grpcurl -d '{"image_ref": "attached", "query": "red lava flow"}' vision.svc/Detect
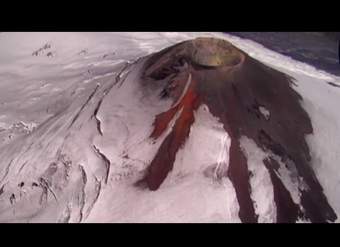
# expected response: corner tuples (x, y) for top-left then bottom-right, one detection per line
(138, 38), (337, 223)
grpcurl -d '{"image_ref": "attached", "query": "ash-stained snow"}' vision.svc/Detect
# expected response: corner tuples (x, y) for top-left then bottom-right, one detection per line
(239, 136), (310, 222)
(283, 70), (340, 221)
(239, 136), (276, 223)
(0, 32), (340, 222)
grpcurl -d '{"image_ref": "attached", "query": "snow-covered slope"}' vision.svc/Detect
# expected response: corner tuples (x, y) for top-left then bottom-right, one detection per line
(0, 32), (339, 223)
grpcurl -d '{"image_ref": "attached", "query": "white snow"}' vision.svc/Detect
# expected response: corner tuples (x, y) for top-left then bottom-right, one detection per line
(87, 104), (240, 223)
(281, 70), (340, 222)
(240, 136), (276, 223)
(259, 106), (270, 120)
(0, 32), (340, 222)
(172, 73), (192, 107)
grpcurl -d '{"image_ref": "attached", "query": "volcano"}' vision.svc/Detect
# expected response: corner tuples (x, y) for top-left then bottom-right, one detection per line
(0, 33), (339, 223)
(139, 38), (336, 223)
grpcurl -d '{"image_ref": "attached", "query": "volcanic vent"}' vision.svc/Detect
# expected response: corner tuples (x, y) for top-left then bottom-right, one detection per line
(139, 37), (337, 223)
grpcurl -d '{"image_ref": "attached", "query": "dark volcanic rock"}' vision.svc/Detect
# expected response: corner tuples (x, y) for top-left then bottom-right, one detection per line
(139, 37), (337, 223)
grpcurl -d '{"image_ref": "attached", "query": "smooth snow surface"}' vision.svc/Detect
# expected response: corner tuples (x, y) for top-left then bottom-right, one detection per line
(0, 32), (340, 222)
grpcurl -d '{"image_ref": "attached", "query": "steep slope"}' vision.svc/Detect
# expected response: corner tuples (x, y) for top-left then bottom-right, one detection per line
(0, 33), (339, 223)
(138, 38), (336, 223)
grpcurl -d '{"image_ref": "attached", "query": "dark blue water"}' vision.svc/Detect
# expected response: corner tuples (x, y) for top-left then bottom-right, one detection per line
(228, 32), (340, 76)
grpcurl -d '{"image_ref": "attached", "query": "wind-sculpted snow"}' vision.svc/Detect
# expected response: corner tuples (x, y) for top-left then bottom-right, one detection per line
(0, 39), (137, 221)
(0, 33), (339, 223)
